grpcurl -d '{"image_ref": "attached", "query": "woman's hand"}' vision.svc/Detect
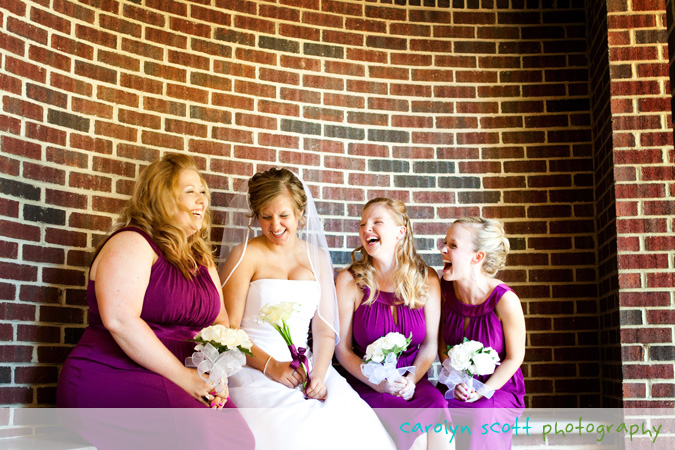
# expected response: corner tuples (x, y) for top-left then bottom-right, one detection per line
(210, 385), (229, 410)
(304, 374), (327, 400)
(397, 376), (416, 401)
(176, 367), (221, 407)
(374, 378), (406, 396)
(453, 382), (482, 402)
(266, 359), (307, 389)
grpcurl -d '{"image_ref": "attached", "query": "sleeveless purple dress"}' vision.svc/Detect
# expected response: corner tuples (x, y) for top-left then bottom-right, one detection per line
(57, 228), (254, 449)
(441, 280), (525, 450)
(347, 283), (450, 450)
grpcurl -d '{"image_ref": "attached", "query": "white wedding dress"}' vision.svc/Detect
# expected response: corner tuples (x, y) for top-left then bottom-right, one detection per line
(228, 279), (396, 450)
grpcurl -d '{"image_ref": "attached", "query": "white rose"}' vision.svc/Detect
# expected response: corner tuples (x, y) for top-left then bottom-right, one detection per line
(462, 340), (484, 354)
(371, 348), (385, 363)
(472, 352), (497, 376)
(387, 332), (407, 349)
(218, 329), (238, 348)
(484, 347), (500, 363)
(200, 325), (223, 342)
(449, 346), (471, 371)
(236, 329), (252, 350)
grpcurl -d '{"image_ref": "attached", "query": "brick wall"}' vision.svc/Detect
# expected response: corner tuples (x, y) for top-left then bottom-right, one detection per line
(606, 0), (675, 408)
(586, 0), (621, 407)
(0, 0), (669, 409)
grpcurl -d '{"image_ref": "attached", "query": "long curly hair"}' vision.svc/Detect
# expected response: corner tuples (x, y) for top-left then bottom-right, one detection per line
(107, 153), (214, 279)
(349, 198), (429, 309)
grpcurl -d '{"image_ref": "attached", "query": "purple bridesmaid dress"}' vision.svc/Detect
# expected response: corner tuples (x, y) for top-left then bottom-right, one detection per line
(441, 279), (525, 450)
(56, 227), (254, 449)
(347, 283), (450, 450)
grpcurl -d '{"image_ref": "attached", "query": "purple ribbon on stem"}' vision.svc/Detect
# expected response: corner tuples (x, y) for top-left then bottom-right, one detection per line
(288, 344), (311, 390)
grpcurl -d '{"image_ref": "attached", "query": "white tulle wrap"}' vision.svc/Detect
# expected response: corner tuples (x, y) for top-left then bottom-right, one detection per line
(360, 353), (416, 385)
(437, 358), (496, 399)
(186, 343), (246, 392)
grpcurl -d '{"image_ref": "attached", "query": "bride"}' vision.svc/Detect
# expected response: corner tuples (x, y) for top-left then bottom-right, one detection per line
(218, 168), (395, 449)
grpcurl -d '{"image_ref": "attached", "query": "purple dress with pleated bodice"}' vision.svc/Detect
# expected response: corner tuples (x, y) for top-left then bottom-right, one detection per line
(346, 283), (450, 450)
(441, 280), (525, 408)
(57, 227), (254, 449)
(440, 280), (525, 450)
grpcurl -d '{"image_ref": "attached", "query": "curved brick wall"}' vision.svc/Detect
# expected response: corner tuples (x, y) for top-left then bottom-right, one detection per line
(2, 0), (669, 409)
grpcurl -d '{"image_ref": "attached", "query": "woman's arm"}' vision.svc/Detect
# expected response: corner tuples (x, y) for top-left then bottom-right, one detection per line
(95, 231), (215, 406)
(219, 244), (304, 389)
(304, 250), (338, 399)
(485, 289), (526, 391)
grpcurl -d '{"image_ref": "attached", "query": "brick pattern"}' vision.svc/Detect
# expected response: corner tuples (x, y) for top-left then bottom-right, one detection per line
(610, 0), (675, 409)
(586, 0), (622, 408)
(0, 0), (667, 409)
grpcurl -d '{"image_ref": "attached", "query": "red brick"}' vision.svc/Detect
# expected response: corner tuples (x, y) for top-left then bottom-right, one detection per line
(19, 285), (62, 304)
(145, 27), (186, 48)
(348, 173), (390, 187)
(6, 56), (46, 83)
(278, 150), (320, 167)
(191, 5), (231, 26)
(617, 218), (667, 233)
(652, 384), (675, 398)
(1, 135), (42, 160)
(70, 135), (112, 155)
(72, 97), (114, 118)
(52, 34), (94, 59)
(141, 130), (184, 150)
(121, 37), (163, 60)
(622, 327), (672, 344)
(0, 198), (19, 218)
(69, 171), (112, 192)
(258, 134), (299, 149)
(69, 212), (113, 232)
(234, 15), (275, 34)
(235, 113), (277, 131)
(280, 23), (320, 41)
(99, 14), (142, 38)
(95, 121), (137, 142)
(213, 127), (254, 144)
(232, 145), (275, 162)
(7, 16), (47, 45)
(623, 364), (673, 380)
(144, 97), (187, 116)
(118, 109), (160, 129)
(54, 0), (96, 22)
(646, 273), (675, 288)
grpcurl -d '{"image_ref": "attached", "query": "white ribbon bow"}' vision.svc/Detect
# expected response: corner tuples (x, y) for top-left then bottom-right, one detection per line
(437, 358), (495, 399)
(360, 352), (416, 385)
(185, 343), (246, 392)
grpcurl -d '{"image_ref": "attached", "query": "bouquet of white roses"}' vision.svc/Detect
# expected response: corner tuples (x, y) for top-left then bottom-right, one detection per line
(360, 332), (416, 385)
(258, 302), (311, 395)
(185, 325), (253, 392)
(437, 337), (500, 399)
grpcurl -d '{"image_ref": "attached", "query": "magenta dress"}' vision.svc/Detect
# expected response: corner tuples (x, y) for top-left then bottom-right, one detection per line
(346, 283), (450, 450)
(57, 227), (254, 449)
(441, 280), (525, 450)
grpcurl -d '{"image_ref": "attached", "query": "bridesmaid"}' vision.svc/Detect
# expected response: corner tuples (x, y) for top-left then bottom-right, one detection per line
(335, 198), (451, 450)
(56, 153), (254, 449)
(438, 217), (526, 449)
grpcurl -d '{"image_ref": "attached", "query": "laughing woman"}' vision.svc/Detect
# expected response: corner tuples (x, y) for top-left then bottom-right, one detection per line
(335, 198), (451, 450)
(438, 217), (525, 450)
(57, 153), (254, 449)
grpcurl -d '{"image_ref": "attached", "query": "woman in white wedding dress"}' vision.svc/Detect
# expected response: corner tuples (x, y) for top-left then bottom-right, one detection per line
(219, 168), (395, 450)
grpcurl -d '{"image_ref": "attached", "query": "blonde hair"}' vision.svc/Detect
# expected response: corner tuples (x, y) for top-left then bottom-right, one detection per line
(453, 217), (510, 277)
(109, 153), (214, 279)
(248, 168), (307, 225)
(349, 198), (428, 308)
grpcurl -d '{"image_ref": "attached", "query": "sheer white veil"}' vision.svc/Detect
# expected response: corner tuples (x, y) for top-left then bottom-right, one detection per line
(218, 170), (340, 344)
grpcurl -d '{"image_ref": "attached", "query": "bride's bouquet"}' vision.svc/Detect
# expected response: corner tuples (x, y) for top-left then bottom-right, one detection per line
(185, 325), (253, 393)
(437, 337), (500, 399)
(360, 332), (415, 385)
(258, 302), (311, 395)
